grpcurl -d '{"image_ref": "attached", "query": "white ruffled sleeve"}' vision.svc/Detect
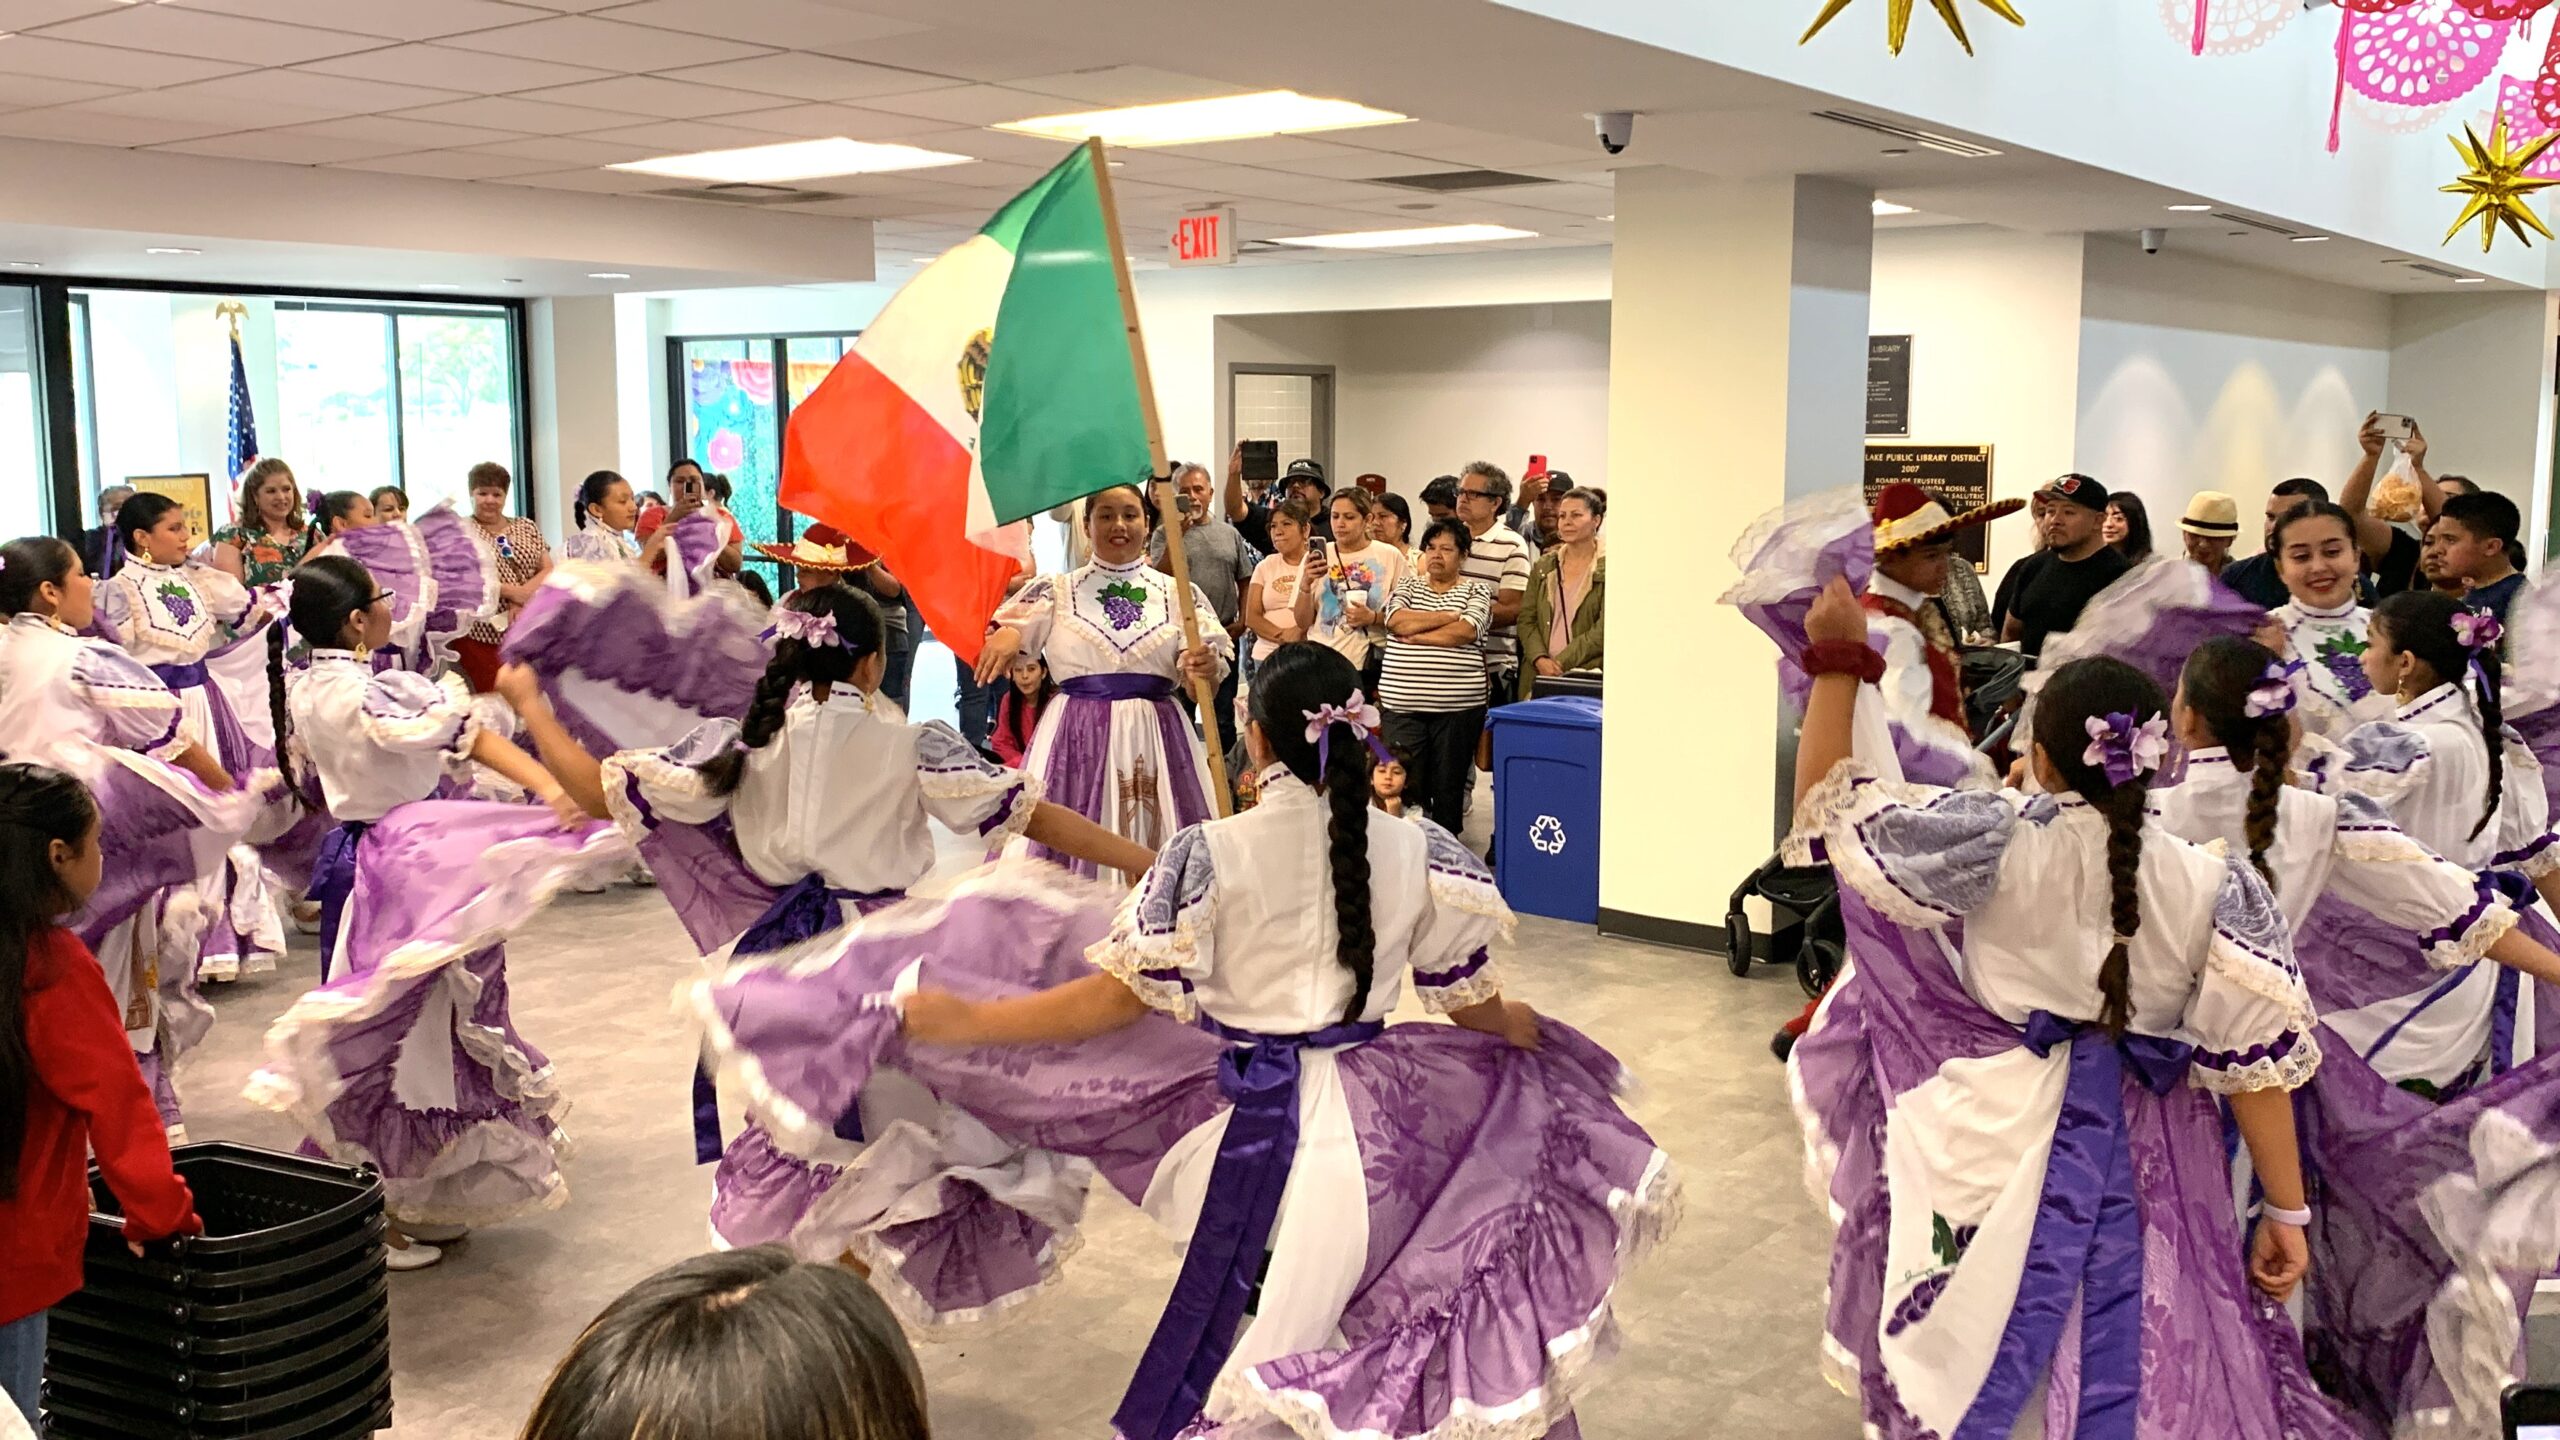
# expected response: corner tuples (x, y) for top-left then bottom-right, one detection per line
(1410, 817), (1514, 1014)
(2330, 721), (2437, 810)
(68, 641), (190, 759)
(190, 564), (253, 628)
(597, 718), (738, 843)
(354, 670), (480, 760)
(2328, 791), (2519, 969)
(993, 575), (1060, 657)
(1087, 823), (1215, 1020)
(1783, 759), (2020, 930)
(912, 720), (1039, 846)
(2182, 857), (2321, 1094)
(2494, 736), (2558, 880)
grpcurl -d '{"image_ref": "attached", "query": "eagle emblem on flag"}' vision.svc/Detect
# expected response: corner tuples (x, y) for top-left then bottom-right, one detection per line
(958, 328), (991, 421)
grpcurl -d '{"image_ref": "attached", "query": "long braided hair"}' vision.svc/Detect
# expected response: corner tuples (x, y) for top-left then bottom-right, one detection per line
(2032, 656), (2169, 1037)
(2178, 636), (2295, 892)
(694, 583), (884, 797)
(2374, 589), (2505, 840)
(0, 763), (100, 1200)
(1248, 642), (1377, 1023)
(274, 556), (383, 795)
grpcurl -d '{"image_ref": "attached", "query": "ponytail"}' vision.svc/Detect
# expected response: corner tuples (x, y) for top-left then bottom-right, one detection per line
(2093, 786), (2145, 1038)
(2034, 655), (2171, 1038)
(2374, 590), (2506, 840)
(267, 624), (297, 798)
(1247, 643), (1378, 1023)
(2178, 636), (2298, 892)
(694, 584), (884, 797)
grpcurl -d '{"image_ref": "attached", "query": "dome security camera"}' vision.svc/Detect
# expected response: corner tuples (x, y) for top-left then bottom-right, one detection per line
(1592, 112), (1636, 156)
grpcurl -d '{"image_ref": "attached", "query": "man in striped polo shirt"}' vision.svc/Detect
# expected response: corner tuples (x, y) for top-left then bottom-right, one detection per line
(1452, 461), (1533, 708)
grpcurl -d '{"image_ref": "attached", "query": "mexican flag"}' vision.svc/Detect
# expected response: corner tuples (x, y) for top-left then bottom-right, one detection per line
(780, 140), (1151, 664)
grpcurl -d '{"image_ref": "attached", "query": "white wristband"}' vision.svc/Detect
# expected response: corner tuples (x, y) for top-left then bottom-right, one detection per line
(2261, 1202), (2311, 1227)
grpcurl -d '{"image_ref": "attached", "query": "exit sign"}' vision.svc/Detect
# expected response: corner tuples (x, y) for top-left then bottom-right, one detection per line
(1170, 207), (1237, 267)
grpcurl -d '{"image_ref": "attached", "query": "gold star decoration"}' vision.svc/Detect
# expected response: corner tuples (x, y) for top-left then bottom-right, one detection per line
(2442, 115), (2559, 253)
(1800, 0), (2027, 55)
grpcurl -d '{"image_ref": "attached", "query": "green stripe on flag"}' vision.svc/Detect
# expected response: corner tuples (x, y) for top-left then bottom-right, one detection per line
(978, 145), (1152, 526)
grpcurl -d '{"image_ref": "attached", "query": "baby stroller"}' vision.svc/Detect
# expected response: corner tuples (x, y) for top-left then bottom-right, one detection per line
(1722, 859), (1841, 1000)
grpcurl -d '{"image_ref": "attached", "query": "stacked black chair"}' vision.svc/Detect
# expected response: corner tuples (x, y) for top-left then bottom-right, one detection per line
(44, 1142), (392, 1439)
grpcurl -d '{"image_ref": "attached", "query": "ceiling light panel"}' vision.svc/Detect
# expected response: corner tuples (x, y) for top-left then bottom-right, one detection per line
(996, 90), (1407, 147)
(1872, 199), (1914, 216)
(1271, 223), (1535, 249)
(609, 136), (973, 183)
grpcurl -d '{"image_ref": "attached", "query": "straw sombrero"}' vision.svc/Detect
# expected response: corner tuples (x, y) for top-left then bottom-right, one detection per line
(1871, 481), (2023, 554)
(748, 523), (879, 574)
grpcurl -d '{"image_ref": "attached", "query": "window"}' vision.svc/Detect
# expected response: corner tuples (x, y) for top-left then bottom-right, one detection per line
(398, 312), (515, 515)
(670, 332), (859, 551)
(0, 287), (39, 539)
(275, 309), (395, 498)
(1230, 366), (1333, 481)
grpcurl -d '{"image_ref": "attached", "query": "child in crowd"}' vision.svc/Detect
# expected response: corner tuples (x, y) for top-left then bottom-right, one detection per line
(0, 764), (202, 1428)
(520, 1246), (927, 1440)
(1371, 746), (1409, 817)
(991, 652), (1054, 768)
(1788, 577), (2342, 1436)
(563, 471), (639, 565)
(313, 491), (375, 540)
(247, 554), (621, 1270)
(367, 487), (408, 524)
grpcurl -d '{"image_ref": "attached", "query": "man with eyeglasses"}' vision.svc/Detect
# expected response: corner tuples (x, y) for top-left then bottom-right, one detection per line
(1453, 459), (1533, 707)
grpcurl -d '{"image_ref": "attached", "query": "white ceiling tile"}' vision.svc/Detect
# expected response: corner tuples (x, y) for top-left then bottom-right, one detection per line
(65, 87), (342, 129)
(0, 0), (120, 30)
(1007, 67), (1251, 107)
(466, 134), (658, 164)
(1258, 145), (1451, 180)
(279, 114), (530, 148)
(32, 4), (384, 63)
(515, 74), (774, 119)
(438, 16), (772, 72)
(0, 74), (124, 111)
(484, 164), (674, 193)
(508, 0), (626, 9)
(857, 83), (1070, 127)
(1399, 136), (1613, 171)
(712, 102), (945, 141)
(335, 148), (568, 178)
(152, 68), (471, 117)
(573, 117), (809, 149)
(1146, 134), (1401, 165)
(163, 0), (549, 40)
(1316, 120), (1517, 161)
(0, 106), (238, 145)
(293, 43), (614, 93)
(151, 127), (419, 164)
(808, 26), (1117, 82)
(654, 51), (956, 102)
(600, 0), (927, 50)
(790, 194), (949, 218)
(0, 33), (250, 85)
(384, 95), (649, 135)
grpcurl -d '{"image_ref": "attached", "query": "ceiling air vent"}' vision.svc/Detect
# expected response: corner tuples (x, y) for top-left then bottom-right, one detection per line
(2385, 258), (2468, 279)
(1372, 170), (1556, 192)
(2210, 211), (2303, 237)
(649, 184), (846, 207)
(1810, 110), (2001, 158)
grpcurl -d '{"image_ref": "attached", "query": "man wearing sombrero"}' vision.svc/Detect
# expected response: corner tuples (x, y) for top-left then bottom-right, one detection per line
(1863, 481), (2023, 779)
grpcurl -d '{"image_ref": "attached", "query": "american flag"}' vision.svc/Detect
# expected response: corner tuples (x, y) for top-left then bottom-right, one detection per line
(225, 329), (259, 488)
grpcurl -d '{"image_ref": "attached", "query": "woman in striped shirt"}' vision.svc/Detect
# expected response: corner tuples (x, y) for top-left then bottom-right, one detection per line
(1379, 519), (1495, 832)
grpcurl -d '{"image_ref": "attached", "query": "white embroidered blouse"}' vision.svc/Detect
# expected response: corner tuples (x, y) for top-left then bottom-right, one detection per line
(287, 652), (482, 821)
(993, 557), (1233, 687)
(0, 613), (193, 762)
(1789, 761), (2319, 1094)
(96, 555), (253, 667)
(2275, 598), (2394, 743)
(598, 689), (1040, 893)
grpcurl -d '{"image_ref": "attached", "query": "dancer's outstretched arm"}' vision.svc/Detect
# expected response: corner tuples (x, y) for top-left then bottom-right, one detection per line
(904, 972), (1150, 1048)
(1021, 802), (1154, 878)
(493, 663), (609, 820)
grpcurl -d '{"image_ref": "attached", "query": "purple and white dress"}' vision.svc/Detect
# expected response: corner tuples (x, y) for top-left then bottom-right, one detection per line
(324, 501), (503, 678)
(993, 558), (1233, 884)
(0, 612), (266, 1129)
(2298, 683), (2560, 1089)
(698, 780), (1675, 1440)
(500, 554), (767, 762)
(96, 553), (285, 983)
(1786, 759), (2352, 1440)
(2508, 577), (2560, 819)
(2034, 557), (2267, 703)
(2154, 747), (2560, 1435)
(246, 653), (630, 1226)
(2274, 599), (2394, 745)
(561, 519), (638, 565)
(592, 692), (1041, 1251)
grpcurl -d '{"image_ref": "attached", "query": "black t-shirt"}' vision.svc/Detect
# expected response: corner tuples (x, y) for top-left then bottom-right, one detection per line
(1234, 500), (1327, 558)
(2367, 527), (2422, 601)
(2218, 552), (2287, 610)
(2006, 545), (2130, 661)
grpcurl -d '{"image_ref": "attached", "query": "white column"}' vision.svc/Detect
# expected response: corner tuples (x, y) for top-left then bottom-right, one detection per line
(2384, 290), (2560, 569)
(1598, 169), (1872, 940)
(527, 295), (621, 540)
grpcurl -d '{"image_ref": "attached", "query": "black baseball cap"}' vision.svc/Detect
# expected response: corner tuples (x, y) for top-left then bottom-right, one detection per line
(2038, 473), (2110, 512)
(1283, 458), (1325, 483)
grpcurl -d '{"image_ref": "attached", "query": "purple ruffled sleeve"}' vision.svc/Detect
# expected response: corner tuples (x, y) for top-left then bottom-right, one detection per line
(354, 670), (480, 761)
(69, 642), (189, 759)
(1088, 823), (1216, 1019)
(2184, 857), (2320, 1094)
(912, 720), (1040, 844)
(2331, 721), (2437, 808)
(1411, 817), (1511, 1014)
(597, 718), (740, 843)
(2328, 791), (2520, 969)
(1785, 760), (2019, 930)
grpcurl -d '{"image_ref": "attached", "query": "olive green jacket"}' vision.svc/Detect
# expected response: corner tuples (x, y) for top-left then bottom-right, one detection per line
(1515, 549), (1604, 699)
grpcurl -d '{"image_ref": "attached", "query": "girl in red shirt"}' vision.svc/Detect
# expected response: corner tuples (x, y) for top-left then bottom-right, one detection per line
(991, 653), (1054, 767)
(0, 763), (201, 1426)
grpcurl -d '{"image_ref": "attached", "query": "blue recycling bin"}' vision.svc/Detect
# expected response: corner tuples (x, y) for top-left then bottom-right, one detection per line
(1484, 696), (1603, 924)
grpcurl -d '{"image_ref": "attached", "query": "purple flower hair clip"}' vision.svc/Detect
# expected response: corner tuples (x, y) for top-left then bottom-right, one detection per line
(2452, 609), (2503, 653)
(1302, 688), (1391, 771)
(2082, 710), (2170, 788)
(769, 607), (841, 650)
(2244, 660), (2301, 719)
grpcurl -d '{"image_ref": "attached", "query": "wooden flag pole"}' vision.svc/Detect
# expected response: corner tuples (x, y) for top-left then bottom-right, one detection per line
(1085, 135), (1234, 817)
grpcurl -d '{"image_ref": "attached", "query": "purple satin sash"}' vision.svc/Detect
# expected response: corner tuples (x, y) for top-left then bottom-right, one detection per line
(695, 875), (903, 1163)
(1060, 673), (1176, 701)
(150, 660), (209, 689)
(1030, 673), (1210, 875)
(1112, 1014), (1386, 1440)
(1957, 1013), (2191, 1440)
(309, 819), (372, 984)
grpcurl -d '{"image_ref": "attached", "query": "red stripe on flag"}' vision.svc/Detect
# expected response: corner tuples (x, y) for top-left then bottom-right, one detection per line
(780, 353), (1018, 667)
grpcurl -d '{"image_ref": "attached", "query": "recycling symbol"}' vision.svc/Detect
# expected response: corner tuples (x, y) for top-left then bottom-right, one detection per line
(1529, 815), (1567, 855)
